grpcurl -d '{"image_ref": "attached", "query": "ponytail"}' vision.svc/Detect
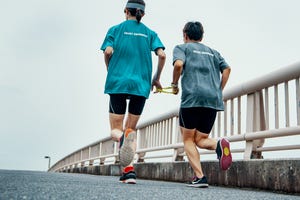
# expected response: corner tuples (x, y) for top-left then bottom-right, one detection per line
(136, 9), (143, 23)
(126, 8), (144, 23)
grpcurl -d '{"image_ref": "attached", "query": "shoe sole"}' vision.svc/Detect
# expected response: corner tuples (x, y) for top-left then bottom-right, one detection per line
(187, 183), (209, 188)
(219, 138), (232, 170)
(119, 131), (136, 167)
(119, 178), (136, 184)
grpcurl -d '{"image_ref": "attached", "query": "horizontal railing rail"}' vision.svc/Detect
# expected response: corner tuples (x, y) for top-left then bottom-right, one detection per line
(49, 61), (300, 172)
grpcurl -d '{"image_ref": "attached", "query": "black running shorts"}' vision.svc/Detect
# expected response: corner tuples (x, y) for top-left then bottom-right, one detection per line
(179, 107), (217, 134)
(109, 94), (146, 115)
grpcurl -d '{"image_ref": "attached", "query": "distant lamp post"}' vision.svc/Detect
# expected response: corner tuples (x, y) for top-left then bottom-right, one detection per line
(44, 156), (51, 170)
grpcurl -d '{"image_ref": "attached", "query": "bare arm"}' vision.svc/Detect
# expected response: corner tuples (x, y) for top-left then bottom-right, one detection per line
(104, 46), (113, 71)
(172, 59), (184, 94)
(151, 48), (166, 91)
(221, 67), (231, 90)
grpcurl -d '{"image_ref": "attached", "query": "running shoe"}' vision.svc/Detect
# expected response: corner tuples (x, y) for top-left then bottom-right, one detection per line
(119, 128), (136, 167)
(119, 169), (136, 184)
(216, 138), (232, 170)
(187, 176), (209, 188)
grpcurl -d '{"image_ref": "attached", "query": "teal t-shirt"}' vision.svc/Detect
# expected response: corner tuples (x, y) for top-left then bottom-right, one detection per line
(101, 20), (165, 98)
(173, 42), (229, 110)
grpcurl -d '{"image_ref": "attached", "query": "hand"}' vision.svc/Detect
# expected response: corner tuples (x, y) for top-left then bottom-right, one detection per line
(151, 79), (162, 92)
(172, 86), (179, 95)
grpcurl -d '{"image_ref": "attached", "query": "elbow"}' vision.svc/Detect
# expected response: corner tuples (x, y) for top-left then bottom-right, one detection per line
(223, 67), (231, 76)
(227, 67), (231, 74)
(161, 54), (166, 62)
(156, 48), (166, 60)
(104, 50), (110, 57)
(104, 47), (113, 58)
(174, 60), (183, 72)
(158, 51), (166, 62)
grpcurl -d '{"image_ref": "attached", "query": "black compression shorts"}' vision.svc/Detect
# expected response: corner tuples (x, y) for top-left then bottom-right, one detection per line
(179, 107), (217, 134)
(109, 94), (146, 115)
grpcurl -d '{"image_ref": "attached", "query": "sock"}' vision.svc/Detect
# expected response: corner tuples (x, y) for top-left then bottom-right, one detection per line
(123, 166), (134, 173)
(111, 129), (123, 141)
(216, 140), (221, 158)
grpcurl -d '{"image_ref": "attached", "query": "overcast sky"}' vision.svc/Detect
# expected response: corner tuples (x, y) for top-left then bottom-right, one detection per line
(1, 0), (300, 171)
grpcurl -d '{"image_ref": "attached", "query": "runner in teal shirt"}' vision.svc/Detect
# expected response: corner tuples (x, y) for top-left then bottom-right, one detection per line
(101, 18), (165, 98)
(100, 0), (166, 184)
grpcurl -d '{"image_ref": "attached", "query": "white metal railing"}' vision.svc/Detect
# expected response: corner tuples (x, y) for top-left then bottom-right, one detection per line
(49, 61), (300, 172)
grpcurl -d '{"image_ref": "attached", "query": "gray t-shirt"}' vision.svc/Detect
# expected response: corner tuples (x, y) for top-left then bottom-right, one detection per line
(173, 42), (229, 110)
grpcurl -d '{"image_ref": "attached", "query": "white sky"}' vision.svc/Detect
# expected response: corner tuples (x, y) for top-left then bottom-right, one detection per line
(1, 0), (300, 171)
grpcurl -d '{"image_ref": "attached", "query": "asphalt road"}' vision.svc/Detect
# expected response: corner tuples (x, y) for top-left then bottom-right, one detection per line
(0, 170), (299, 200)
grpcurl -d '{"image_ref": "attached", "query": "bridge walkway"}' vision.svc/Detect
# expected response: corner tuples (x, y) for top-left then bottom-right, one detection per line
(0, 170), (299, 200)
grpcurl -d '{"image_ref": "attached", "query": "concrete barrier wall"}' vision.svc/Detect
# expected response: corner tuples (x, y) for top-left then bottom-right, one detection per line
(64, 159), (300, 194)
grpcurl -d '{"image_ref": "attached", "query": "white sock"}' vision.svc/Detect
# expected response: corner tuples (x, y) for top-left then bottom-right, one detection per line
(111, 129), (123, 141)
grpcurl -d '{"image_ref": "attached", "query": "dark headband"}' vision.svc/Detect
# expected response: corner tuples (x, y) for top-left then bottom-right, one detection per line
(126, 2), (145, 11)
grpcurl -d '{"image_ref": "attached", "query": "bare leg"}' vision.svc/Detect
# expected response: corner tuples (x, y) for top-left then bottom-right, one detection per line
(109, 113), (124, 141)
(110, 112), (140, 140)
(194, 131), (217, 151)
(181, 127), (204, 178)
(125, 113), (140, 131)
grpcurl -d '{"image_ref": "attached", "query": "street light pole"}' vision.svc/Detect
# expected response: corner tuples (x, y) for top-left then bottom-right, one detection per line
(44, 156), (51, 171)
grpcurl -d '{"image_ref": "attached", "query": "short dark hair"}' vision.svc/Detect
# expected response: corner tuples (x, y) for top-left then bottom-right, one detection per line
(183, 21), (204, 41)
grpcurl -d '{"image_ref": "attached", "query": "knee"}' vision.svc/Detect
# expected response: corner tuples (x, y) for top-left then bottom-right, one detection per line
(183, 135), (197, 146)
(183, 133), (194, 142)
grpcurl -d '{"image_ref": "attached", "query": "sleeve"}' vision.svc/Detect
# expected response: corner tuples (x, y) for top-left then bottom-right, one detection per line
(150, 31), (165, 51)
(215, 50), (229, 72)
(172, 45), (186, 65)
(100, 27), (115, 51)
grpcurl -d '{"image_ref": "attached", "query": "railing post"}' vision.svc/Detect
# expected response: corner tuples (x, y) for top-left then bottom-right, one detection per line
(137, 152), (145, 163)
(172, 148), (184, 161)
(137, 128), (146, 163)
(114, 141), (120, 164)
(296, 78), (300, 125)
(244, 91), (266, 160)
(172, 116), (184, 161)
(99, 142), (105, 165)
(88, 147), (94, 166)
(80, 150), (85, 168)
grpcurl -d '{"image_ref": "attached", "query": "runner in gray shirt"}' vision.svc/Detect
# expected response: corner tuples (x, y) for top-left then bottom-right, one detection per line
(171, 21), (232, 188)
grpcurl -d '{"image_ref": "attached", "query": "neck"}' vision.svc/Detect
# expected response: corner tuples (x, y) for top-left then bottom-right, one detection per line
(185, 39), (200, 43)
(126, 15), (137, 21)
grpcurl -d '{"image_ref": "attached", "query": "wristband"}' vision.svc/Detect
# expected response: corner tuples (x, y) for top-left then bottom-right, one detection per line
(171, 83), (178, 88)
